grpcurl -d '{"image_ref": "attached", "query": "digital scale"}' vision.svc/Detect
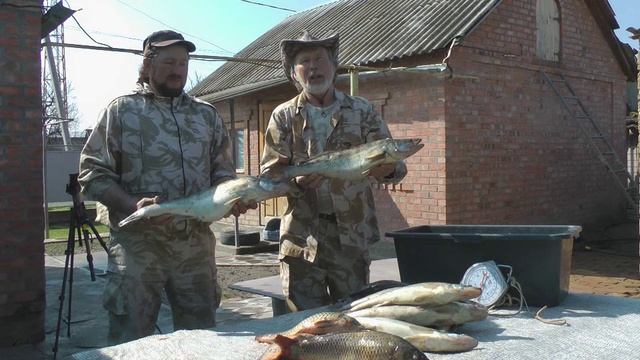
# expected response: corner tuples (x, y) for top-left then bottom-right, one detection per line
(460, 260), (512, 307)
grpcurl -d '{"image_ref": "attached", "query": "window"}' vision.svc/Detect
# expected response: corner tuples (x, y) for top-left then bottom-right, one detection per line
(233, 129), (244, 172)
(536, 0), (561, 62)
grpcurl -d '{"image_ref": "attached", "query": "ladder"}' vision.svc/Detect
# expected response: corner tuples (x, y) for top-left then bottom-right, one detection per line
(540, 71), (639, 213)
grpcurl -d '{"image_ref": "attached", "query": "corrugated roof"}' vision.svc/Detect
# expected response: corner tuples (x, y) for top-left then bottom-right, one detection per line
(191, 0), (500, 101)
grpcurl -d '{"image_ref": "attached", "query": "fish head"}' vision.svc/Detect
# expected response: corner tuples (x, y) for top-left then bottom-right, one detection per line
(258, 176), (303, 198)
(258, 343), (285, 360)
(384, 138), (424, 161)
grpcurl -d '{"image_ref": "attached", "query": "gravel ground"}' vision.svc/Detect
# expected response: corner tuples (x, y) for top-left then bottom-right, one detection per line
(217, 264), (279, 299)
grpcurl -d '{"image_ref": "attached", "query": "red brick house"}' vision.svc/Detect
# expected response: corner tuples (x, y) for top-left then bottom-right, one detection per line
(191, 0), (637, 235)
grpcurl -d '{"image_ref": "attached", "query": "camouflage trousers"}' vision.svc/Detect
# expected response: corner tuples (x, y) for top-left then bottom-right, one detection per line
(104, 221), (221, 345)
(280, 217), (371, 311)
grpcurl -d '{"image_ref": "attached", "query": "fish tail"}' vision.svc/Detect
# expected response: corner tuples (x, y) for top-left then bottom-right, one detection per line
(461, 286), (482, 299)
(406, 333), (478, 353)
(260, 167), (289, 182)
(117, 204), (160, 227)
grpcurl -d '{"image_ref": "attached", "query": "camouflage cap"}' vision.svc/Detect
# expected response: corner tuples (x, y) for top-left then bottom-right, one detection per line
(143, 30), (196, 53)
(280, 31), (340, 83)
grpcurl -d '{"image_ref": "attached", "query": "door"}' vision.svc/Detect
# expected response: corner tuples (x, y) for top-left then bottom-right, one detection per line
(259, 102), (289, 223)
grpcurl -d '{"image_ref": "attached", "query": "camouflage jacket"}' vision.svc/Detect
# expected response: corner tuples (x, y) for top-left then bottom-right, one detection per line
(261, 90), (407, 262)
(78, 83), (236, 232)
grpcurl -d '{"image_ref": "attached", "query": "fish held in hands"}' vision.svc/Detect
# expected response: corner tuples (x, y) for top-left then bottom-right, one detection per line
(259, 330), (429, 360)
(341, 282), (482, 311)
(354, 317), (478, 353)
(262, 138), (424, 181)
(255, 312), (363, 344)
(118, 176), (298, 227)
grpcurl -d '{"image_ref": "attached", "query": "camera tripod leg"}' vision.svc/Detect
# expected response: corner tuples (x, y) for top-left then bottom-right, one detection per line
(85, 220), (108, 253)
(66, 225), (83, 337)
(52, 213), (77, 360)
(82, 227), (97, 281)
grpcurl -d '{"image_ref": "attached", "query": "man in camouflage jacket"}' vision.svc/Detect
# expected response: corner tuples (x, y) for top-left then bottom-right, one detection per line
(260, 32), (407, 311)
(78, 31), (251, 344)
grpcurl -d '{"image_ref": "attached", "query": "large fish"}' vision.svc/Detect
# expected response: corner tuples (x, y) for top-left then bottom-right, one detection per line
(341, 282), (482, 312)
(255, 312), (363, 344)
(118, 176), (299, 227)
(259, 331), (429, 360)
(346, 302), (488, 329)
(353, 317), (478, 353)
(332, 280), (407, 309)
(262, 138), (424, 181)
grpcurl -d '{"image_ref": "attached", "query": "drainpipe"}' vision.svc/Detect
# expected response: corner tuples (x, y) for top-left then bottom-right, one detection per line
(350, 67), (359, 96)
(626, 27), (639, 272)
(228, 99), (240, 248)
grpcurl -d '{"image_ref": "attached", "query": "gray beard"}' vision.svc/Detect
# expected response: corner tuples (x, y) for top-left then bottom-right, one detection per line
(298, 76), (332, 97)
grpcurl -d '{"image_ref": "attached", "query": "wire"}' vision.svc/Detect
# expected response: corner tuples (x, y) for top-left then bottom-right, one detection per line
(239, 0), (296, 13)
(65, 26), (143, 42)
(44, 42), (281, 69)
(115, 0), (234, 55)
(69, 14), (112, 48)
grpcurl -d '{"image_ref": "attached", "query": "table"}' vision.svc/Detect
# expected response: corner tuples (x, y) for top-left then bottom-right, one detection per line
(73, 293), (640, 360)
(229, 257), (401, 315)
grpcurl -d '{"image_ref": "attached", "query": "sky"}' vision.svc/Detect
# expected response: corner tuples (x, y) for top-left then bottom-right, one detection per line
(54, 0), (639, 133)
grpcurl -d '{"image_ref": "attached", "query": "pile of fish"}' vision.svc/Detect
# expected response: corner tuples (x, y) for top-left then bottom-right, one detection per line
(256, 282), (487, 359)
(118, 138), (423, 227)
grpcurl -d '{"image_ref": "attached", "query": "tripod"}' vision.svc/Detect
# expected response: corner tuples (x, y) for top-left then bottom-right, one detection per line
(52, 174), (109, 360)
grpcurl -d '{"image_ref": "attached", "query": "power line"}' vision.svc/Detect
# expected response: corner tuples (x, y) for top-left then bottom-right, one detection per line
(44, 41), (281, 69)
(115, 0), (234, 55)
(69, 13), (112, 48)
(239, 0), (296, 13)
(65, 26), (143, 43)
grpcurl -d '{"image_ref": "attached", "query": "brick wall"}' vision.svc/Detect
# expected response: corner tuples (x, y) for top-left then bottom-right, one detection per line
(212, 68), (448, 236)
(444, 0), (628, 227)
(0, 0), (45, 347)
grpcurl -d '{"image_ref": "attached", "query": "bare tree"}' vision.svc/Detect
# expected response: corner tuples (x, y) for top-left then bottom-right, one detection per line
(42, 81), (79, 147)
(187, 70), (206, 92)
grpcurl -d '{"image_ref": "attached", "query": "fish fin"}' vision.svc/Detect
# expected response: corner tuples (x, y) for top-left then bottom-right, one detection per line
(258, 344), (284, 360)
(365, 151), (387, 162)
(266, 335), (295, 359)
(224, 196), (242, 207)
(255, 333), (277, 344)
(310, 319), (342, 334)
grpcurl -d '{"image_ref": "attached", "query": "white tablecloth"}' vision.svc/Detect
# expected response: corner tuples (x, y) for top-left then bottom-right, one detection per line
(74, 293), (640, 360)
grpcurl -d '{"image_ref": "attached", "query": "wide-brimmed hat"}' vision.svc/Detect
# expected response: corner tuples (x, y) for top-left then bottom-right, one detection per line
(143, 30), (196, 53)
(280, 31), (340, 83)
